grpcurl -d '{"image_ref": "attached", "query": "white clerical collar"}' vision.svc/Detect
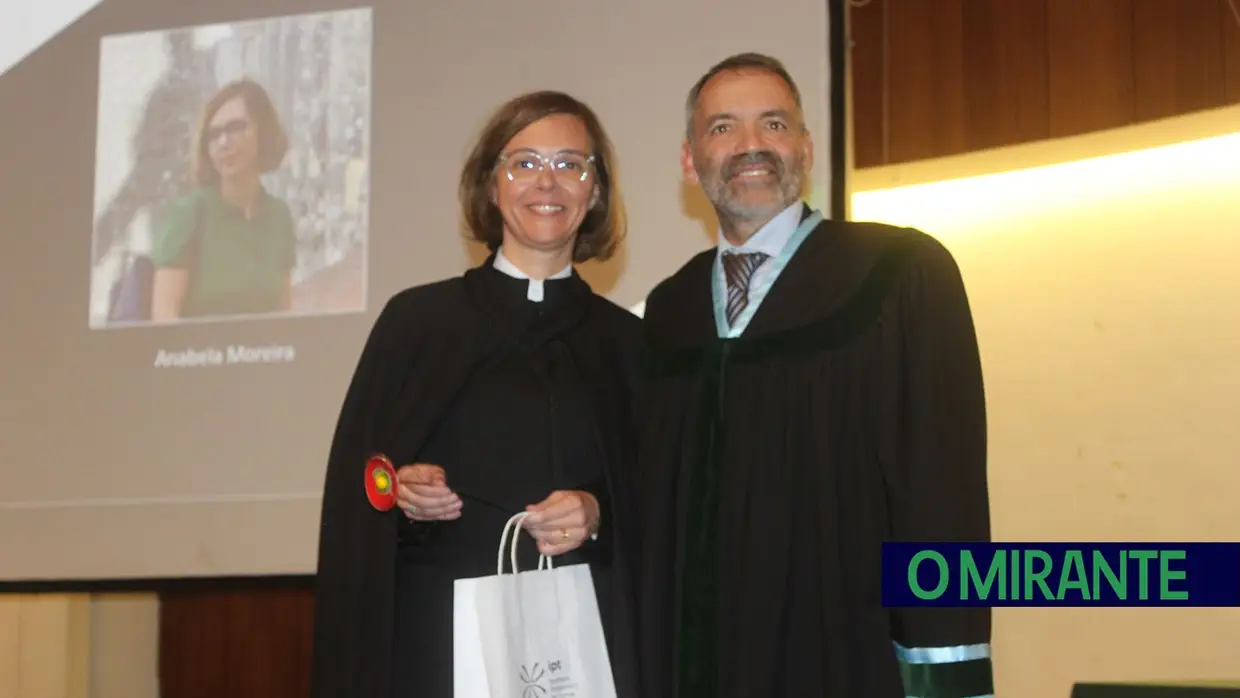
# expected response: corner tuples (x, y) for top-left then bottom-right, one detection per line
(493, 247), (572, 302)
(717, 201), (805, 258)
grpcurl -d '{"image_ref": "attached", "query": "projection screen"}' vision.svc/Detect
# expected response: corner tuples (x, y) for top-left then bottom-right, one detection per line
(0, 0), (848, 582)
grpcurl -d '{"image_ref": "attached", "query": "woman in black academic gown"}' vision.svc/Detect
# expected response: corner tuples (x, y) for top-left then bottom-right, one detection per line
(309, 91), (641, 698)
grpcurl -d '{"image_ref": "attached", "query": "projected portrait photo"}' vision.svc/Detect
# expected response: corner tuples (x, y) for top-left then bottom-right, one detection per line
(87, 8), (372, 329)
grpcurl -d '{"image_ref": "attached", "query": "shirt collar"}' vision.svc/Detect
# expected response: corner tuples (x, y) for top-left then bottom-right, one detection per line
(717, 201), (806, 259)
(493, 246), (572, 302)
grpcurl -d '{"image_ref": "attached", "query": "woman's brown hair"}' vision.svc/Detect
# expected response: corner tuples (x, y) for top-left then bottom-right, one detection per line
(459, 90), (624, 264)
(191, 78), (289, 187)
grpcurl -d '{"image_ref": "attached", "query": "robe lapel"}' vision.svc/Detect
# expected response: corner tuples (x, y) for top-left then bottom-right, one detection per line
(741, 219), (847, 337)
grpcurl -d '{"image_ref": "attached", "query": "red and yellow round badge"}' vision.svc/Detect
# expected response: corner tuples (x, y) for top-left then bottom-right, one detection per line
(364, 454), (398, 511)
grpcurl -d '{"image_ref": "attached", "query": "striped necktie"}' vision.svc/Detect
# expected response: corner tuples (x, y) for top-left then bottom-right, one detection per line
(721, 251), (770, 327)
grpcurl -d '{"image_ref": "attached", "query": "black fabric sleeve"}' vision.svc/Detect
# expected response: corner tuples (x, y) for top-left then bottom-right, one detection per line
(888, 234), (994, 698)
(310, 295), (407, 698)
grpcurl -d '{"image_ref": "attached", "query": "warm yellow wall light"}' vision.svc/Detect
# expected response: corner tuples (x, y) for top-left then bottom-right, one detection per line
(851, 129), (1240, 242)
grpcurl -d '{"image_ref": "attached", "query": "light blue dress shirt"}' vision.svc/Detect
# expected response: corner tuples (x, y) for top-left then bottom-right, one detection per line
(715, 201), (806, 300)
(712, 202), (822, 338)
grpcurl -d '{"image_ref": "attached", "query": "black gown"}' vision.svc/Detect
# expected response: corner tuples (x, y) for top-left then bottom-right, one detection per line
(310, 255), (642, 698)
(636, 207), (994, 698)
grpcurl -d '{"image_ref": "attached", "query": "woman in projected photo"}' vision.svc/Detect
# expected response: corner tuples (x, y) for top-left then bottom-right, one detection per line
(310, 91), (640, 698)
(148, 78), (296, 321)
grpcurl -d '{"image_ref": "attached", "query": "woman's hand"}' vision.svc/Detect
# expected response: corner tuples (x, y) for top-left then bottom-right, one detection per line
(394, 464), (462, 522)
(522, 490), (600, 556)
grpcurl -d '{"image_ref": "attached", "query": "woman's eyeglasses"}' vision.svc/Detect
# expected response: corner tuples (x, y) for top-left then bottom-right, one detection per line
(498, 149), (595, 185)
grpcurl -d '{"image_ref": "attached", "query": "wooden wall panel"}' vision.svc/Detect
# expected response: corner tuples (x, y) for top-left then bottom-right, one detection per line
(156, 4), (1240, 697)
(960, 0), (1050, 153)
(1046, 0), (1137, 138)
(1132, 0), (1228, 121)
(848, 0), (887, 168)
(158, 588), (314, 698)
(1225, 0), (1240, 101)
(850, 0), (1240, 168)
(884, 0), (969, 163)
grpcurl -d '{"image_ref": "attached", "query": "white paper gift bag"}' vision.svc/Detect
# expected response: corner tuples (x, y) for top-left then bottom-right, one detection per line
(454, 512), (617, 698)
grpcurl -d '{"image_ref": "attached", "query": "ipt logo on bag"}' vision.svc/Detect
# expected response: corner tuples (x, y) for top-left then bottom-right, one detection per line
(519, 659), (579, 696)
(518, 662), (545, 696)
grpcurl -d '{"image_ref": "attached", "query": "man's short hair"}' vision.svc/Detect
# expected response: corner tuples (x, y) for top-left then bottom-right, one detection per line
(683, 52), (804, 141)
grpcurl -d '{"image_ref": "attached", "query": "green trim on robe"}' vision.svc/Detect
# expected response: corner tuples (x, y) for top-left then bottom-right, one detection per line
(898, 656), (994, 698)
(895, 642), (995, 698)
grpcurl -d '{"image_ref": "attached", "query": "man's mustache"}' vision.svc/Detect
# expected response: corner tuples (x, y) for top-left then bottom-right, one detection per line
(723, 151), (782, 180)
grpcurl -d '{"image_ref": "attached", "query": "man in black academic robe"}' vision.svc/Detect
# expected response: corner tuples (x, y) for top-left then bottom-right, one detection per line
(309, 260), (643, 698)
(635, 53), (995, 698)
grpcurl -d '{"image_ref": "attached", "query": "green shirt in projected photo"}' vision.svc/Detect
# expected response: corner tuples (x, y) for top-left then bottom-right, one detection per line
(151, 185), (296, 320)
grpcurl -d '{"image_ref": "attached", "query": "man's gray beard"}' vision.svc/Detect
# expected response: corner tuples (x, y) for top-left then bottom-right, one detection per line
(704, 164), (806, 226)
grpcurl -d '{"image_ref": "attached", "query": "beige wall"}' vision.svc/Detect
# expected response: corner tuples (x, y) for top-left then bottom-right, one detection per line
(0, 595), (157, 698)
